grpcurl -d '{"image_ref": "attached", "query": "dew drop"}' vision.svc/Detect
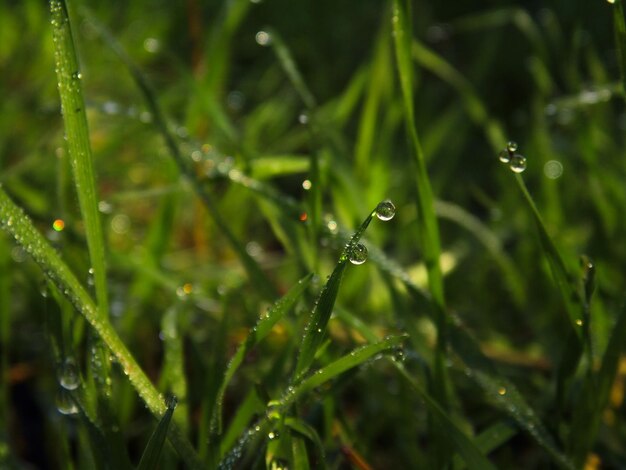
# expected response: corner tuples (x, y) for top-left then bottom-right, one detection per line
(498, 386), (507, 396)
(348, 243), (368, 265)
(498, 150), (511, 163)
(509, 154), (527, 173)
(268, 430), (279, 440)
(87, 268), (95, 287)
(375, 200), (396, 221)
(255, 30), (271, 46)
(166, 394), (178, 410)
(56, 390), (79, 416)
(58, 357), (80, 391)
(506, 141), (518, 153)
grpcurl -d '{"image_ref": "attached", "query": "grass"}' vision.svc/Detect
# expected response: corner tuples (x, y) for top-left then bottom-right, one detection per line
(1, 0), (626, 468)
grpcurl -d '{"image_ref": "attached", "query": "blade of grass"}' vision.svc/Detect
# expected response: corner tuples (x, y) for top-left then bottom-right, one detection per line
(452, 421), (517, 470)
(392, 1), (452, 464)
(49, 0), (109, 319)
(612, 0), (626, 99)
(293, 203), (389, 380)
(284, 417), (327, 470)
(137, 396), (178, 470)
(211, 274), (313, 435)
(0, 187), (203, 469)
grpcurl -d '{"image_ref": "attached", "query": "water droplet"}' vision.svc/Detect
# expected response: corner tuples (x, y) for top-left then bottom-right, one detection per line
(298, 112), (309, 124)
(52, 219), (65, 231)
(302, 179), (312, 190)
(498, 387), (507, 396)
(506, 141), (518, 153)
(268, 430), (279, 440)
(143, 37), (160, 53)
(392, 346), (405, 363)
(375, 200), (396, 221)
(98, 200), (113, 214)
(87, 268), (95, 287)
(58, 357), (80, 390)
(348, 243), (368, 265)
(255, 30), (271, 46)
(498, 150), (511, 163)
(71, 71), (82, 80)
(575, 319), (584, 326)
(56, 390), (79, 416)
(608, 0), (616, 4)
(543, 160), (563, 179)
(509, 154), (527, 173)
(166, 394), (178, 409)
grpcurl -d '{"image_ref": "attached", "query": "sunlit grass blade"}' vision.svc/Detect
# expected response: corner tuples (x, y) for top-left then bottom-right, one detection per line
(569, 303), (626, 467)
(211, 274), (313, 435)
(292, 436), (311, 470)
(0, 188), (202, 469)
(137, 396), (177, 470)
(83, 10), (278, 301)
(293, 203), (388, 380)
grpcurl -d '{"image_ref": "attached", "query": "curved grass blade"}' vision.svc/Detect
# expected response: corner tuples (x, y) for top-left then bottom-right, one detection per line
(292, 436), (311, 470)
(211, 274), (313, 435)
(293, 204), (383, 380)
(83, 10), (277, 301)
(137, 396), (178, 470)
(0, 188), (203, 469)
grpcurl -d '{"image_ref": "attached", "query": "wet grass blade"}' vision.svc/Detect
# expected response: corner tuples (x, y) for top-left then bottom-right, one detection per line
(513, 174), (586, 349)
(137, 397), (177, 470)
(212, 274), (313, 435)
(0, 188), (203, 469)
(612, 0), (626, 99)
(284, 417), (327, 470)
(293, 205), (382, 380)
(50, 0), (109, 320)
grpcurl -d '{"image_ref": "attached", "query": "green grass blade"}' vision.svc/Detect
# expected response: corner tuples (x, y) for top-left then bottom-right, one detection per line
(289, 335), (407, 405)
(514, 174), (585, 337)
(267, 29), (317, 110)
(0, 187), (203, 469)
(613, 0), (626, 98)
(291, 436), (311, 470)
(212, 274), (313, 435)
(391, 0), (445, 310)
(284, 417), (327, 470)
(160, 305), (189, 433)
(393, 363), (497, 470)
(50, 0), (108, 320)
(293, 204), (387, 380)
(137, 397), (177, 470)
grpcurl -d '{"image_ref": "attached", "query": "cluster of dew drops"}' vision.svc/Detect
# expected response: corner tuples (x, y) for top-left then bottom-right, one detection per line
(347, 200), (396, 266)
(498, 141), (527, 173)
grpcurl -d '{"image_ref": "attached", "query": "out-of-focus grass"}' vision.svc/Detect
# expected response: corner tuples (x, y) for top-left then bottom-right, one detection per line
(1, 0), (626, 468)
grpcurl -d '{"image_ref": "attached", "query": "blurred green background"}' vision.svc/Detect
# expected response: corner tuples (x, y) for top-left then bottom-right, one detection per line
(1, 0), (626, 468)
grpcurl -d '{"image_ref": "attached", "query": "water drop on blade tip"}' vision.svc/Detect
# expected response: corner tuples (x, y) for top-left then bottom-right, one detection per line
(375, 200), (396, 221)
(348, 243), (368, 265)
(509, 154), (527, 173)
